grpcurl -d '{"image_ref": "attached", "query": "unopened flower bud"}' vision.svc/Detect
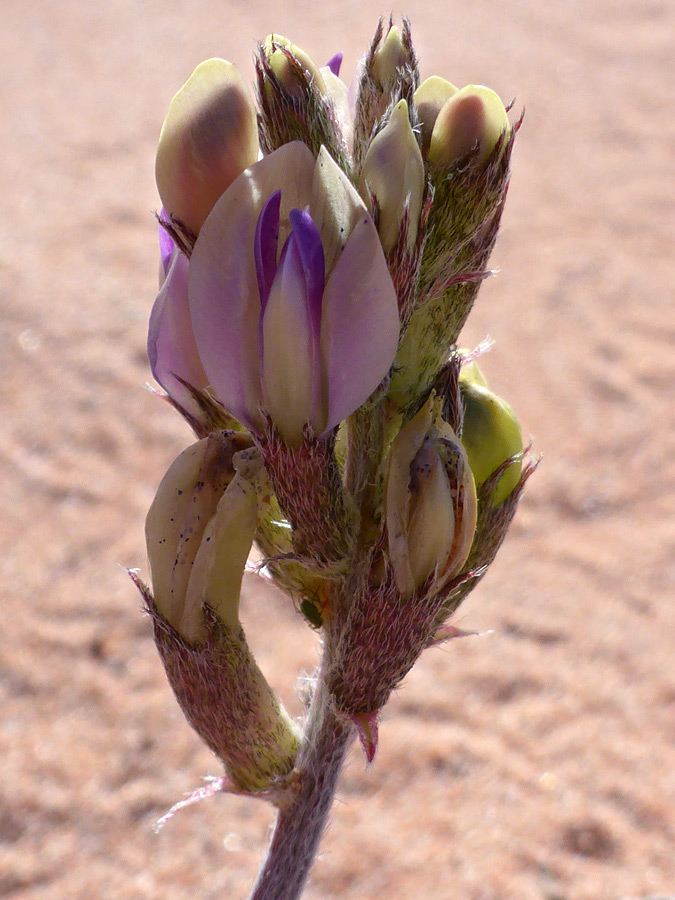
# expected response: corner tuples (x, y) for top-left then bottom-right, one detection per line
(145, 431), (255, 641)
(262, 34), (327, 99)
(406, 431), (458, 588)
(155, 59), (258, 236)
(358, 99), (425, 252)
(414, 75), (458, 156)
(428, 84), (509, 169)
(371, 25), (411, 90)
(256, 38), (349, 169)
(385, 396), (477, 596)
(143, 433), (301, 793)
(460, 380), (523, 505)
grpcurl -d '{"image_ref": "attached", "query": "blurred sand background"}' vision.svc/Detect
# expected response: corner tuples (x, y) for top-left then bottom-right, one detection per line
(1, 0), (674, 898)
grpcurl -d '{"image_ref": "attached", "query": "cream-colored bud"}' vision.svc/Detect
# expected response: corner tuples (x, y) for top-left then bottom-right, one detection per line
(428, 84), (509, 169)
(460, 381), (523, 505)
(262, 34), (326, 98)
(372, 25), (410, 89)
(145, 432), (257, 642)
(414, 76), (458, 156)
(358, 99), (425, 252)
(155, 59), (258, 235)
(385, 396), (477, 596)
(406, 431), (457, 588)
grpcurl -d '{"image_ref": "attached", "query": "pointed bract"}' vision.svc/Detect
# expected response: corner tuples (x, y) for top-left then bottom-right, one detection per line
(351, 711), (379, 763)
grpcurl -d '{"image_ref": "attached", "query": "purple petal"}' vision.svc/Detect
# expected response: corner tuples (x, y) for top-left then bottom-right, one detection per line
(148, 248), (209, 419)
(325, 52), (343, 77)
(319, 214), (400, 432)
(188, 142), (316, 435)
(288, 207), (325, 338)
(254, 190), (281, 314)
(261, 233), (317, 443)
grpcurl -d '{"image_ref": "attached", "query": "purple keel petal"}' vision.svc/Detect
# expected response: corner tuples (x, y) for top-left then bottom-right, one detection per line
(261, 233), (316, 444)
(254, 190), (281, 315)
(288, 208), (325, 337)
(325, 52), (343, 77)
(148, 247), (209, 420)
(319, 214), (400, 432)
(288, 208), (326, 430)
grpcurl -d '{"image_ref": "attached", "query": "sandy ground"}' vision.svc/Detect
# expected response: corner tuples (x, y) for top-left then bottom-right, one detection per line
(1, 1), (673, 898)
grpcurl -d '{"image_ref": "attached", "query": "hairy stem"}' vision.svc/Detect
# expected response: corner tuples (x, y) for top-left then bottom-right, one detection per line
(249, 677), (354, 900)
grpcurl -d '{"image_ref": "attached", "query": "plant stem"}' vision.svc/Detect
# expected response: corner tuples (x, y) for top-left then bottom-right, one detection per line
(249, 677), (354, 900)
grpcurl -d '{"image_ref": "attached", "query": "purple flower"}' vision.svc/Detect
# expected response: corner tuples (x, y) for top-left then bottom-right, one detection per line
(150, 142), (400, 445)
(147, 226), (210, 425)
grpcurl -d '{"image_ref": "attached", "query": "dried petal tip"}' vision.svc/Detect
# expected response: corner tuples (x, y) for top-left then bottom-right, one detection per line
(358, 99), (425, 252)
(350, 711), (379, 763)
(428, 84), (509, 169)
(459, 376), (523, 505)
(155, 59), (258, 235)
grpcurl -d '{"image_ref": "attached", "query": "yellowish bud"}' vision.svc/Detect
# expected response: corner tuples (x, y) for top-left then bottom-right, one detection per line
(155, 59), (258, 235)
(428, 84), (509, 169)
(413, 75), (458, 156)
(460, 381), (523, 505)
(372, 25), (410, 89)
(358, 99), (425, 252)
(262, 34), (326, 98)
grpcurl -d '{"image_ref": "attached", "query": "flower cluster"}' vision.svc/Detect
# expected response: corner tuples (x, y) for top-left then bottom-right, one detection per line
(138, 18), (534, 796)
